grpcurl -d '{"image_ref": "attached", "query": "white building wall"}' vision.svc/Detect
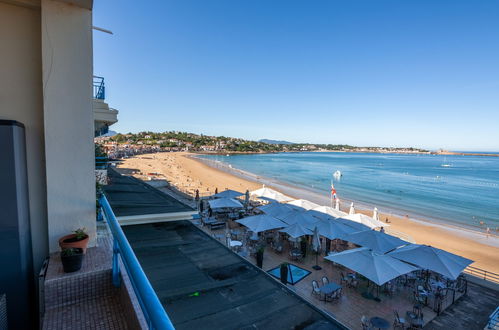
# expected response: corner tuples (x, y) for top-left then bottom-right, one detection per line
(0, 0), (49, 273)
(42, 0), (96, 252)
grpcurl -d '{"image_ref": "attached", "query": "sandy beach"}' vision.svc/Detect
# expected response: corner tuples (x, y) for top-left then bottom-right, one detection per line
(116, 151), (499, 274)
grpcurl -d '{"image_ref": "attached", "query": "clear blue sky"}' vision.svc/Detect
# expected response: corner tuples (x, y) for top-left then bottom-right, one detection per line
(93, 1), (499, 151)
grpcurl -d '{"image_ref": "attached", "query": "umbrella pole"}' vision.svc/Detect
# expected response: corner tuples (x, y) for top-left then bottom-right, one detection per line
(312, 251), (322, 270)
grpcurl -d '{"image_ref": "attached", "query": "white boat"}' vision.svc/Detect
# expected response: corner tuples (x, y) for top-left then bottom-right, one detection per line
(441, 156), (452, 167)
(333, 170), (342, 179)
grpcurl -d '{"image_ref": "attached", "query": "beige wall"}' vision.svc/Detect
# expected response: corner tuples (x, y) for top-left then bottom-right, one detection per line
(0, 1), (48, 273)
(42, 0), (96, 252)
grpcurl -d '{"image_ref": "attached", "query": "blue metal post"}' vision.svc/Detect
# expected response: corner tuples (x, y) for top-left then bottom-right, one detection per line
(112, 238), (121, 287)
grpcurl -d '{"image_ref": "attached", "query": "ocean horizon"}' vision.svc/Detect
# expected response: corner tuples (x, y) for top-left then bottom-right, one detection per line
(199, 152), (499, 232)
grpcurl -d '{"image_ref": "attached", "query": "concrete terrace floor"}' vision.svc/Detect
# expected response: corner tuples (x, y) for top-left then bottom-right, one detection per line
(122, 221), (347, 330)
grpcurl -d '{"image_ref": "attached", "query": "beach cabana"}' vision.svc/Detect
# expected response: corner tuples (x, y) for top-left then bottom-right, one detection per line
(343, 213), (388, 229)
(208, 198), (244, 210)
(250, 186), (294, 203)
(211, 189), (244, 199)
(236, 214), (287, 233)
(310, 205), (348, 219)
(388, 244), (473, 280)
(305, 219), (358, 240)
(287, 199), (320, 210)
(279, 223), (312, 239)
(325, 247), (419, 286)
(342, 230), (408, 254)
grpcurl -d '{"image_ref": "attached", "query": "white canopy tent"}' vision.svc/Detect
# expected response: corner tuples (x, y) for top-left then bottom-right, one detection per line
(212, 189), (244, 199)
(389, 244), (473, 280)
(208, 198), (244, 210)
(287, 199), (320, 210)
(236, 214), (287, 233)
(250, 186), (294, 203)
(279, 223), (312, 239)
(311, 205), (348, 218)
(373, 207), (379, 221)
(325, 247), (419, 285)
(343, 213), (388, 229)
(342, 230), (408, 254)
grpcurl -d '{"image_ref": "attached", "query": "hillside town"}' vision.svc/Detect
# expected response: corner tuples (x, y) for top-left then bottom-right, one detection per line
(95, 131), (429, 158)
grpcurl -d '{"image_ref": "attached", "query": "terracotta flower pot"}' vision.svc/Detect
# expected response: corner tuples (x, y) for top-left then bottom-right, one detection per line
(59, 234), (89, 253)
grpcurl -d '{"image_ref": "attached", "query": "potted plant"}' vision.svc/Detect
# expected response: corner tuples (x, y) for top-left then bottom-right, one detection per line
(279, 262), (289, 285)
(61, 248), (84, 273)
(59, 228), (89, 253)
(256, 246), (265, 269)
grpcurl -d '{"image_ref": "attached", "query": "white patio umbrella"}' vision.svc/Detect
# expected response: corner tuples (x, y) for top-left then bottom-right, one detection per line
(342, 230), (408, 254)
(208, 198), (244, 210)
(287, 199), (320, 210)
(325, 247), (419, 285)
(312, 226), (322, 270)
(212, 189), (244, 199)
(280, 211), (319, 227)
(334, 198), (340, 211)
(373, 207), (379, 221)
(279, 223), (312, 239)
(388, 244), (473, 280)
(349, 202), (356, 215)
(305, 219), (358, 240)
(311, 205), (348, 218)
(236, 214), (287, 233)
(336, 217), (371, 232)
(250, 186), (293, 202)
(343, 213), (388, 229)
(258, 203), (301, 218)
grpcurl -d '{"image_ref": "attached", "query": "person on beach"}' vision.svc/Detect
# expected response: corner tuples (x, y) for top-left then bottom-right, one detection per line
(486, 227), (490, 238)
(385, 217), (390, 223)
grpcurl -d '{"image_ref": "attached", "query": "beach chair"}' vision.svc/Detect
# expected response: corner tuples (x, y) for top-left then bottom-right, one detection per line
(321, 276), (329, 286)
(311, 280), (321, 298)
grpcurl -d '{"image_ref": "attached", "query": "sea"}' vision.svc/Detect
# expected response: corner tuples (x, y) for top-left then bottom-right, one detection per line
(199, 152), (499, 232)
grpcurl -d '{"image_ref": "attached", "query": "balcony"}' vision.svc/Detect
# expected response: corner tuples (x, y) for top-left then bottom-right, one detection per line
(93, 75), (118, 136)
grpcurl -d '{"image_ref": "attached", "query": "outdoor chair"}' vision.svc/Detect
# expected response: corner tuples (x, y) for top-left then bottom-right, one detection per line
(321, 276), (329, 286)
(340, 272), (348, 286)
(325, 290), (338, 302)
(311, 280), (321, 298)
(361, 316), (373, 330)
(393, 310), (406, 329)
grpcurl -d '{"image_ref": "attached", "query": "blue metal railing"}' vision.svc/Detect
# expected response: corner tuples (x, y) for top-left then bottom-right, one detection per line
(93, 75), (106, 100)
(99, 195), (175, 330)
(95, 156), (109, 170)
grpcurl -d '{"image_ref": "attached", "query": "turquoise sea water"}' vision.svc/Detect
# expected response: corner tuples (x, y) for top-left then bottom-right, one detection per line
(200, 152), (499, 231)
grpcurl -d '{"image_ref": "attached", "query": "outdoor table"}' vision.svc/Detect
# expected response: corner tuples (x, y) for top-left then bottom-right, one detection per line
(370, 317), (390, 329)
(229, 240), (242, 247)
(319, 282), (342, 295)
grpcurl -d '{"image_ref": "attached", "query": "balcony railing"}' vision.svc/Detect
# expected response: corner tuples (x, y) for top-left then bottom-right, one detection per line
(99, 195), (175, 330)
(93, 75), (106, 100)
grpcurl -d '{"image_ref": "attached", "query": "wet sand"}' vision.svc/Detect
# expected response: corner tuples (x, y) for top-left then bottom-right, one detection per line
(117, 152), (499, 273)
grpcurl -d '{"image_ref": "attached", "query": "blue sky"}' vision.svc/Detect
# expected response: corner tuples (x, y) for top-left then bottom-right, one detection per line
(93, 1), (499, 151)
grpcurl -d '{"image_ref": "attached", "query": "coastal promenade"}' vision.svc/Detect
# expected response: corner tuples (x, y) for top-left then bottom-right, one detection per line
(116, 152), (499, 274)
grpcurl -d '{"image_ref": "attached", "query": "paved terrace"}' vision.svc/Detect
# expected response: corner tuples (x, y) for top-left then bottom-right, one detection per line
(204, 224), (497, 330)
